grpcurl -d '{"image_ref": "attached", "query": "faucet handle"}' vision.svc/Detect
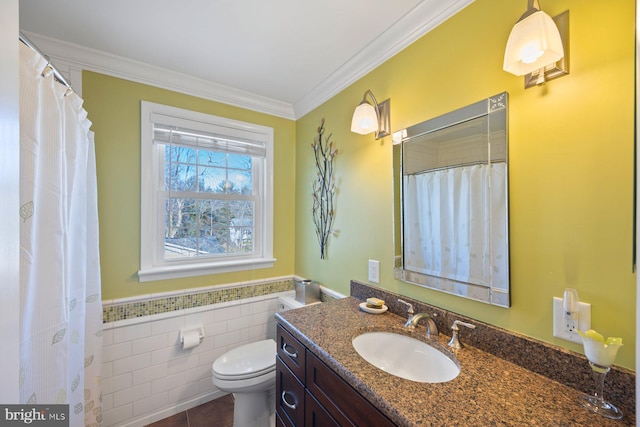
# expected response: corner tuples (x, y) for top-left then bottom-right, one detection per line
(397, 299), (415, 328)
(397, 299), (414, 316)
(447, 320), (476, 349)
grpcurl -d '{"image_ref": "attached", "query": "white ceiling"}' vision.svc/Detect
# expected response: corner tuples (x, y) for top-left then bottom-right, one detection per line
(19, 0), (473, 119)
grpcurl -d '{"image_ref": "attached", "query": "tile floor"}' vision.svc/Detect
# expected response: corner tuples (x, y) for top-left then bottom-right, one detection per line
(145, 394), (234, 427)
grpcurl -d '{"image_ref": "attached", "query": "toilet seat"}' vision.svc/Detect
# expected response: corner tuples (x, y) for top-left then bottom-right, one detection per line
(212, 339), (276, 381)
(212, 366), (276, 393)
(213, 365), (275, 381)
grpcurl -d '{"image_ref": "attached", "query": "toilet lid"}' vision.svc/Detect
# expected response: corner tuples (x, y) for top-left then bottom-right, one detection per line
(212, 339), (276, 380)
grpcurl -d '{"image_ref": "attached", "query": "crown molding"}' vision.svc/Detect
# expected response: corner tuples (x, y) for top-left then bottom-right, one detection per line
(21, 31), (296, 120)
(21, 0), (473, 121)
(292, 0), (474, 119)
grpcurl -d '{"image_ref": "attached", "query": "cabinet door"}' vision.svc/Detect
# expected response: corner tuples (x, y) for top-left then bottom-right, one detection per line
(306, 351), (396, 427)
(277, 324), (306, 381)
(305, 391), (340, 427)
(276, 356), (305, 427)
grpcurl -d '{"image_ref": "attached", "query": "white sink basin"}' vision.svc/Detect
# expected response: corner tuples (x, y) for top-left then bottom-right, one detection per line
(352, 332), (460, 383)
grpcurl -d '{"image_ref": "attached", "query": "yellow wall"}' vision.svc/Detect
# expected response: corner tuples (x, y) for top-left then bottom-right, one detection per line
(295, 0), (636, 370)
(82, 73), (297, 300)
(82, 0), (636, 370)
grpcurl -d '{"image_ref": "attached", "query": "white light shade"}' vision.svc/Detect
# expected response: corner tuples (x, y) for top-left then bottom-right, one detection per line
(503, 10), (564, 76)
(351, 102), (378, 135)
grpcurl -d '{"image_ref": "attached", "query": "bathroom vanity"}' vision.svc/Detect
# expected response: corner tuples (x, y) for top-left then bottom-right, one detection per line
(275, 296), (633, 426)
(276, 324), (395, 426)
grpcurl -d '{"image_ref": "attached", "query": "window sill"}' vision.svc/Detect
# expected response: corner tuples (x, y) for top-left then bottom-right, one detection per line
(138, 257), (277, 282)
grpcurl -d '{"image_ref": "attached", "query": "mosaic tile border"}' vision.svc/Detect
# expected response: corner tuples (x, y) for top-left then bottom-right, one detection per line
(103, 278), (294, 323)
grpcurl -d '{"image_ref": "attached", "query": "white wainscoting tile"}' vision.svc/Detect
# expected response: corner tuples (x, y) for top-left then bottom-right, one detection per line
(101, 291), (292, 426)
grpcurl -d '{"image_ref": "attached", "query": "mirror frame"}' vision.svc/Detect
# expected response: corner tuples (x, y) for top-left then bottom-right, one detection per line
(393, 92), (510, 307)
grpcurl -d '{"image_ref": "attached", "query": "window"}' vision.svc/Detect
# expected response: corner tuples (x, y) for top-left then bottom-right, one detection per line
(139, 101), (275, 282)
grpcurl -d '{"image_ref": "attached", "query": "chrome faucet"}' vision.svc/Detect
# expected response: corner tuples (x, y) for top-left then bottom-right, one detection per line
(398, 299), (439, 338)
(405, 312), (439, 339)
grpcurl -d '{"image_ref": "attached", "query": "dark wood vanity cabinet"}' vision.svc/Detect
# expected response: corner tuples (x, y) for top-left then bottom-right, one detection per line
(305, 390), (340, 427)
(276, 324), (395, 427)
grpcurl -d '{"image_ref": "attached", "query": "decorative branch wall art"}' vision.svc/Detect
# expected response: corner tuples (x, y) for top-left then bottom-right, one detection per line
(311, 119), (338, 259)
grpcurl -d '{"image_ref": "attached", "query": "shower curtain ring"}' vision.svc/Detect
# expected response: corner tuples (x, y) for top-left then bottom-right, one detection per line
(41, 64), (54, 78)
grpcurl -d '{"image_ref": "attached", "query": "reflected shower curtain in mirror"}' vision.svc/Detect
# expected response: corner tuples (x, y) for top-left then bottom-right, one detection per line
(403, 163), (508, 290)
(19, 42), (103, 426)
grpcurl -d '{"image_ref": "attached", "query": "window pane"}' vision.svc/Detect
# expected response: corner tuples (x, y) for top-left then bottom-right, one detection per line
(198, 200), (225, 254)
(228, 153), (252, 170)
(165, 198), (198, 258)
(228, 169), (252, 194)
(166, 146), (197, 191)
(228, 200), (254, 253)
(210, 200), (231, 251)
(198, 149), (226, 167)
(200, 166), (226, 193)
(230, 200), (254, 222)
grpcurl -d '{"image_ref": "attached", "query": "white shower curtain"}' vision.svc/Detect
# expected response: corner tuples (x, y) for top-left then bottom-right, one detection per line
(19, 42), (103, 427)
(403, 163), (508, 289)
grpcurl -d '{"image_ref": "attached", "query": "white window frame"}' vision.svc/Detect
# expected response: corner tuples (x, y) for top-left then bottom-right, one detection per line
(139, 101), (275, 282)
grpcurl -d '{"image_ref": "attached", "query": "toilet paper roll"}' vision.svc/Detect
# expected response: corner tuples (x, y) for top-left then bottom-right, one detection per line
(182, 330), (201, 350)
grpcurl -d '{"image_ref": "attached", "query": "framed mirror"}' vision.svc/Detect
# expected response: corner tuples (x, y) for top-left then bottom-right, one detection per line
(393, 92), (510, 307)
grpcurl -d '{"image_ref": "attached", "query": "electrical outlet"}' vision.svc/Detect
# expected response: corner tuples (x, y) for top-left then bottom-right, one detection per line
(368, 259), (380, 283)
(552, 297), (591, 344)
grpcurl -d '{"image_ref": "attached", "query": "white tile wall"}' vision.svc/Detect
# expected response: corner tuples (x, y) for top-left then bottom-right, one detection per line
(102, 291), (291, 427)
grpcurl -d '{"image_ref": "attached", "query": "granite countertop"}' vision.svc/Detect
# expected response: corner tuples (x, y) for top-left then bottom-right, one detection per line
(276, 296), (630, 426)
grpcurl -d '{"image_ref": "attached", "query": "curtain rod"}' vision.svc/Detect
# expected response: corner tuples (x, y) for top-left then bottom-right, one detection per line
(19, 32), (73, 91)
(404, 160), (506, 176)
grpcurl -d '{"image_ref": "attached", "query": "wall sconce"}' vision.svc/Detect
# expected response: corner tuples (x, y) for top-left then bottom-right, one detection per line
(350, 90), (390, 139)
(503, 0), (569, 88)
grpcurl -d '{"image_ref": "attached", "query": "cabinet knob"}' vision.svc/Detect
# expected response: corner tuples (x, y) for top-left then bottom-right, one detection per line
(281, 390), (298, 410)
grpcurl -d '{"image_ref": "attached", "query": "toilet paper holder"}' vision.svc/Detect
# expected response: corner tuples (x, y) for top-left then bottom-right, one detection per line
(180, 326), (204, 346)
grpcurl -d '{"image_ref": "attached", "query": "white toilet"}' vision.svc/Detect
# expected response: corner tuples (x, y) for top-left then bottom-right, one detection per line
(211, 296), (306, 427)
(212, 339), (277, 427)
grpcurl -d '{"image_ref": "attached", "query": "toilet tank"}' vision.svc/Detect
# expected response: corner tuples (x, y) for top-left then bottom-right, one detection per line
(272, 295), (319, 343)
(277, 295), (305, 312)
(277, 295), (320, 312)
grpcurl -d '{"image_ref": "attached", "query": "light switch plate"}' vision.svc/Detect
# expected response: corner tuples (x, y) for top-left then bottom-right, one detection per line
(368, 259), (380, 283)
(552, 297), (591, 344)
